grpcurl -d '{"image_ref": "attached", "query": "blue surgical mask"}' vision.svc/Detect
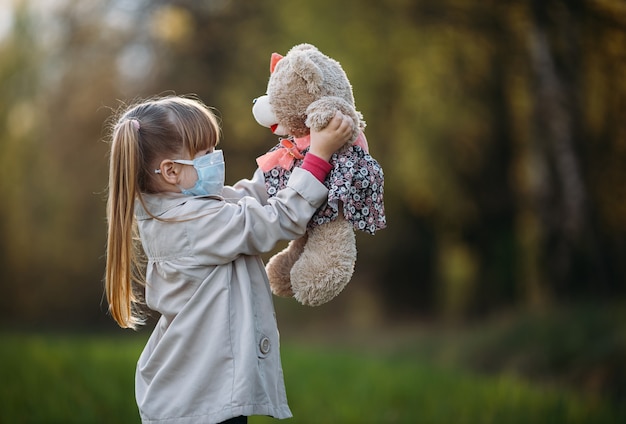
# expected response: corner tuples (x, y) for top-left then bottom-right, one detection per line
(174, 150), (225, 197)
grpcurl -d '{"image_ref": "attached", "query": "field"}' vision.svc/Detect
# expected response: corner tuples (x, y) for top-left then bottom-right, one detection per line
(1, 309), (624, 424)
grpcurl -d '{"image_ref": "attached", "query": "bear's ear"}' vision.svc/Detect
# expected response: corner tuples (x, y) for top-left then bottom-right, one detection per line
(270, 53), (283, 74)
(291, 52), (323, 95)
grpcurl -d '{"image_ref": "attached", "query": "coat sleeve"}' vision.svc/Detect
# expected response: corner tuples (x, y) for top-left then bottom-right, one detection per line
(188, 168), (327, 265)
(220, 168), (269, 204)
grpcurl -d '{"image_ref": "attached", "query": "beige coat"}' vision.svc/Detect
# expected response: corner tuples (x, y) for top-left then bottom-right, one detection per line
(134, 167), (328, 424)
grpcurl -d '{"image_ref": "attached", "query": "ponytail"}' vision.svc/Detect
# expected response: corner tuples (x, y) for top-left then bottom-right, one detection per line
(105, 119), (145, 329)
(104, 95), (222, 329)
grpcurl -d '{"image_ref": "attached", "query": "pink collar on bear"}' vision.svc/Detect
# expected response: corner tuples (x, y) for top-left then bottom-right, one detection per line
(256, 132), (369, 172)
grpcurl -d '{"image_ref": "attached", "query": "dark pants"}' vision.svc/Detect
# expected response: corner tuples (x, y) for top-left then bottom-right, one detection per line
(219, 417), (247, 424)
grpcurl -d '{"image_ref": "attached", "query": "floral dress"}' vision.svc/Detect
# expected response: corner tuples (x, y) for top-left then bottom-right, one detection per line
(256, 132), (386, 235)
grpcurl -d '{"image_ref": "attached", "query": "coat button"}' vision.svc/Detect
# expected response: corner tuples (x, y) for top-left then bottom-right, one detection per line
(259, 336), (271, 354)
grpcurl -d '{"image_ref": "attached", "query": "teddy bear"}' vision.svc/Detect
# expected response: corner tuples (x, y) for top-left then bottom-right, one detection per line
(252, 43), (386, 306)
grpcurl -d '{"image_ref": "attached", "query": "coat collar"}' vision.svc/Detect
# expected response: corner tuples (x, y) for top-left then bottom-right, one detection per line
(135, 193), (190, 220)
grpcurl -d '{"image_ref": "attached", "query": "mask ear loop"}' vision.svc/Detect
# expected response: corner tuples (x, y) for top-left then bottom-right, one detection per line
(154, 152), (222, 176)
(171, 159), (195, 166)
(154, 159), (193, 174)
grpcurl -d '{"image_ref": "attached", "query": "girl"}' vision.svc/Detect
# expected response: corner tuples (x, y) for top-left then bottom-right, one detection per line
(104, 95), (353, 424)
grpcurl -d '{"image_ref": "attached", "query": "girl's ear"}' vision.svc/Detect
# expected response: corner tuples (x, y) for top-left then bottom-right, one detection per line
(157, 160), (180, 185)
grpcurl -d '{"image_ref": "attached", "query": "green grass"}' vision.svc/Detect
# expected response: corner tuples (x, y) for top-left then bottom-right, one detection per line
(0, 333), (143, 423)
(267, 345), (619, 424)
(0, 331), (623, 424)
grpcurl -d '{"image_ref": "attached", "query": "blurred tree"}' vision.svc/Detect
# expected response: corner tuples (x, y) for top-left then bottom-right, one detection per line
(0, 1), (50, 323)
(512, 0), (626, 303)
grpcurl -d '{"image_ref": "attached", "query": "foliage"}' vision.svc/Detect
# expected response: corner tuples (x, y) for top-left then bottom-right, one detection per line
(392, 301), (626, 407)
(0, 333), (142, 423)
(0, 332), (622, 424)
(0, 0), (624, 326)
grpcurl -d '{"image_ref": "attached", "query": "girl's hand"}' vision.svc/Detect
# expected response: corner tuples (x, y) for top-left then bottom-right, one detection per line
(308, 111), (354, 161)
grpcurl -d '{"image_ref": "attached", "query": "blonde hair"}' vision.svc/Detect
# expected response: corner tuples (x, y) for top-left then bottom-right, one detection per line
(105, 95), (221, 329)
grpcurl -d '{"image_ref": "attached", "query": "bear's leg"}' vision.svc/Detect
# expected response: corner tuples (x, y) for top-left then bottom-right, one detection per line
(266, 234), (308, 297)
(290, 219), (357, 306)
